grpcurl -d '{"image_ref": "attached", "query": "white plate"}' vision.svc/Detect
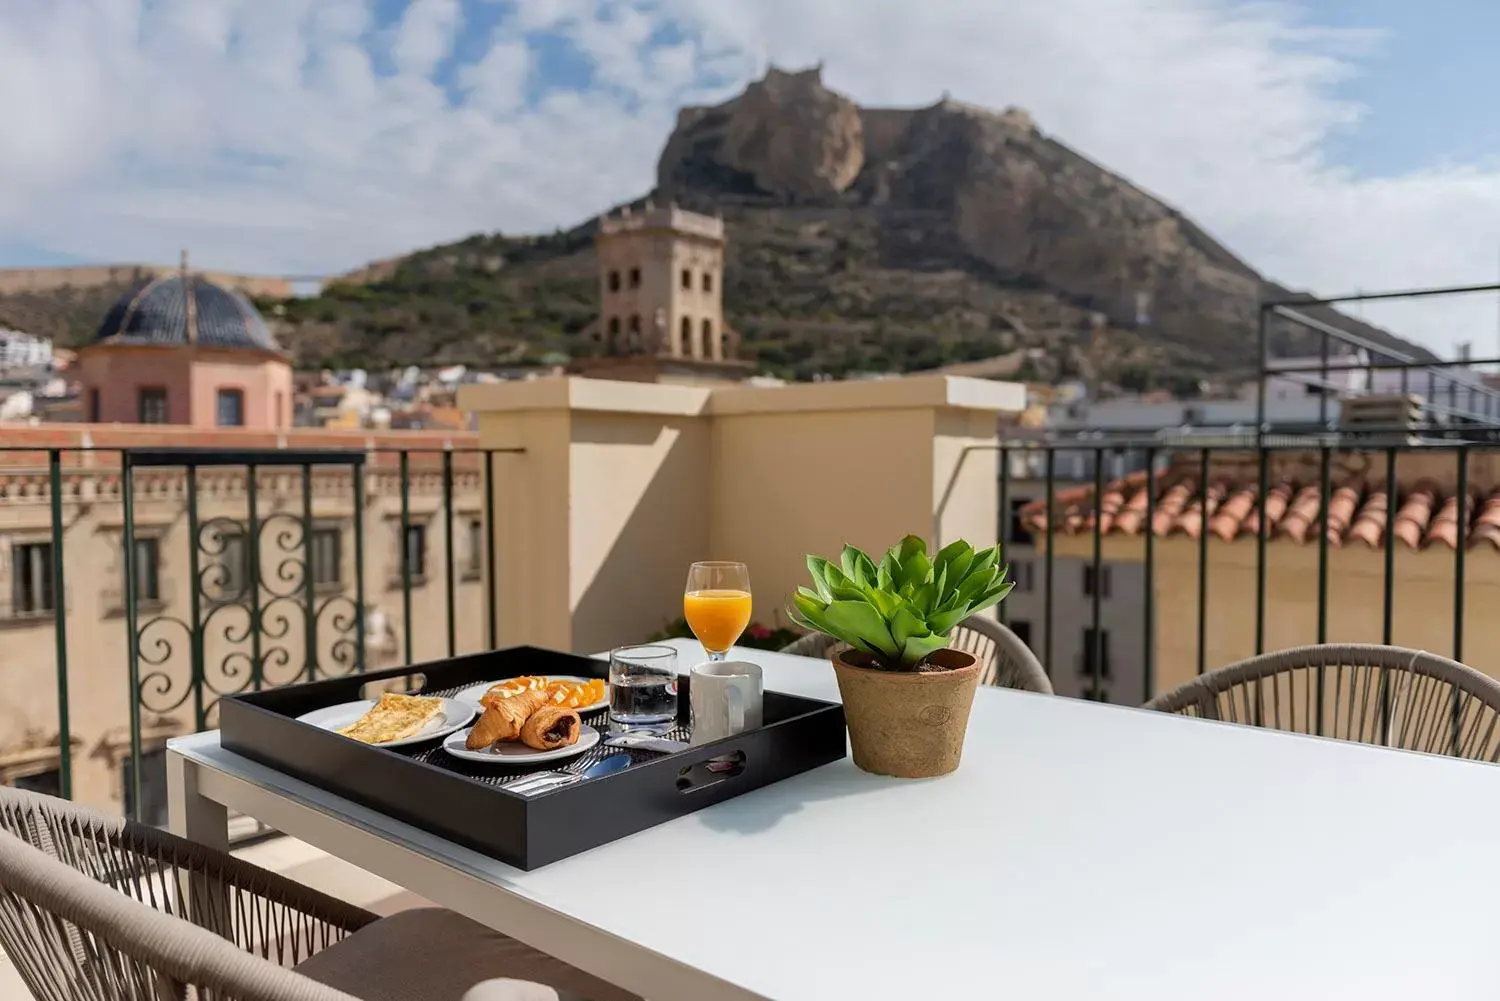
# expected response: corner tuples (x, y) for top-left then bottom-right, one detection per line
(297, 697), (476, 748)
(441, 723), (601, 765)
(454, 676), (609, 713)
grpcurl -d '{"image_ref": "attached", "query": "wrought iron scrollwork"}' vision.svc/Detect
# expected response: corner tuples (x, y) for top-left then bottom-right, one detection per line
(130, 467), (365, 737)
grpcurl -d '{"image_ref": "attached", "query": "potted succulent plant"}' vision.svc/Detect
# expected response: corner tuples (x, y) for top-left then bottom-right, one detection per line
(789, 536), (1013, 778)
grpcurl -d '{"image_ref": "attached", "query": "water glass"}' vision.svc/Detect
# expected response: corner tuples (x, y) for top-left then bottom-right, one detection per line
(608, 644), (679, 732)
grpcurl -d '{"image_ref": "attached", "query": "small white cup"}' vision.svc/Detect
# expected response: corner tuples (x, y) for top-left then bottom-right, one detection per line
(690, 661), (764, 743)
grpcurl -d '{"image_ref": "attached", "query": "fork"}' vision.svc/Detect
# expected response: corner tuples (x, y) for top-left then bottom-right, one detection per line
(503, 752), (630, 795)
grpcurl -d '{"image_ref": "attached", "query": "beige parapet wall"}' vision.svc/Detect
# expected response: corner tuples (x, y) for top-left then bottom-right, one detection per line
(459, 375), (1025, 654)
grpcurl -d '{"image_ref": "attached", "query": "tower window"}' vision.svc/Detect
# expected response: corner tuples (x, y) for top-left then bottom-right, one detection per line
(681, 316), (692, 355)
(702, 319), (714, 358)
(628, 314), (641, 351)
(702, 271), (713, 293)
(608, 270), (621, 293)
(607, 316), (620, 338)
(629, 268), (641, 289)
(681, 268), (692, 290)
(88, 388), (100, 422)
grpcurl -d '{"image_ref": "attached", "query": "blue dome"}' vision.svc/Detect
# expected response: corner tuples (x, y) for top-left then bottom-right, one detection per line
(94, 274), (278, 352)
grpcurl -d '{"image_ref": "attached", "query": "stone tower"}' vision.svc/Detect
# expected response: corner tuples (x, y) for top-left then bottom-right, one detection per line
(595, 203), (727, 360)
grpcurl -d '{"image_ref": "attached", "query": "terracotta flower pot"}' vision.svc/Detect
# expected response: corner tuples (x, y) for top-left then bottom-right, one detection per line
(829, 647), (981, 778)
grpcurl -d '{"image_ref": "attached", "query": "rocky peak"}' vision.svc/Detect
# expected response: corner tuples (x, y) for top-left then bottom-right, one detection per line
(658, 64), (864, 200)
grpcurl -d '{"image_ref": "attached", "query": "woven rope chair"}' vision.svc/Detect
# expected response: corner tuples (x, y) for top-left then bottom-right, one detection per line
(1144, 644), (1500, 761)
(779, 616), (1053, 695)
(0, 785), (375, 1000)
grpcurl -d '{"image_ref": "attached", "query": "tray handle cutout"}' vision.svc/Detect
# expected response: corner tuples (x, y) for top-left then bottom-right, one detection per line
(359, 674), (428, 701)
(675, 750), (746, 793)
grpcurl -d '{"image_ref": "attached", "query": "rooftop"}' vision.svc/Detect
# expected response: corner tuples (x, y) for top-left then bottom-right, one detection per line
(93, 273), (279, 353)
(1023, 452), (1500, 551)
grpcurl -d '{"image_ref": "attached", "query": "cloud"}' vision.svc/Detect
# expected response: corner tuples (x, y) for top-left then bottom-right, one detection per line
(0, 0), (1498, 355)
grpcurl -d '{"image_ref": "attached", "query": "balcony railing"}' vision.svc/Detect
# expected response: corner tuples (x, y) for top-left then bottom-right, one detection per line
(7, 434), (1498, 826)
(0, 445), (518, 824)
(994, 435), (1500, 709)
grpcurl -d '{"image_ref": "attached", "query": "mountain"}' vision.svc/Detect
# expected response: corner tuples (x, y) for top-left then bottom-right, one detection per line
(2, 67), (1429, 388)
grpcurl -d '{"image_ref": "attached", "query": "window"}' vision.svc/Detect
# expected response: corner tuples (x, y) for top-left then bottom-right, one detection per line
(1081, 627), (1112, 680)
(138, 387), (168, 424)
(88, 387), (100, 422)
(681, 268), (692, 290)
(628, 267), (641, 289)
(122, 748), (168, 828)
(274, 391), (284, 428)
(681, 315), (692, 351)
(311, 528), (341, 587)
(11, 542), (54, 616)
(1009, 619), (1032, 648)
(129, 537), (161, 604)
(1011, 560), (1034, 593)
(216, 388), (244, 427)
(403, 525), (427, 580)
(607, 270), (621, 293)
(1007, 497), (1033, 544)
(1082, 564), (1112, 599)
(216, 532), (248, 599)
(607, 316), (620, 337)
(466, 519), (483, 579)
(12, 769), (60, 797)
(701, 319), (713, 356)
(627, 314), (641, 350)
(702, 271), (713, 293)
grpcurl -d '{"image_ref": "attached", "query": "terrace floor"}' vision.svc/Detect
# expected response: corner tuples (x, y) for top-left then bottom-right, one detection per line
(0, 835), (425, 1000)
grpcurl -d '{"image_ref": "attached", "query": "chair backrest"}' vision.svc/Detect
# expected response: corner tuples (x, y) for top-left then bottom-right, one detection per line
(950, 617), (1053, 694)
(0, 787), (366, 1001)
(778, 617), (1053, 695)
(1144, 644), (1500, 761)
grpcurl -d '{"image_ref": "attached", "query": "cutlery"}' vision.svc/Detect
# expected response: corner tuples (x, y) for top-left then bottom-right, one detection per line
(506, 752), (632, 795)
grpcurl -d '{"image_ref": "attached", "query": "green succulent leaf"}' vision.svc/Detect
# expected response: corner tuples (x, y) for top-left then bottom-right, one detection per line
(805, 556), (834, 602)
(934, 540), (974, 591)
(901, 633), (949, 665)
(893, 536), (931, 590)
(954, 566), (998, 608)
(967, 545), (1000, 579)
(968, 579), (1015, 616)
(866, 587), (902, 619)
(840, 545), (878, 588)
(927, 606), (969, 636)
(889, 606), (928, 647)
(822, 600), (900, 657)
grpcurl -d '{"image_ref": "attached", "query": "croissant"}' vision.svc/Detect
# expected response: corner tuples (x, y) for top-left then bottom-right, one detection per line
(466, 689), (550, 750)
(520, 706), (581, 751)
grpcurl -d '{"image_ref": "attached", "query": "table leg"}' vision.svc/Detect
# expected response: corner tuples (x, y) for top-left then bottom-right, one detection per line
(168, 748), (229, 852)
(167, 748), (235, 939)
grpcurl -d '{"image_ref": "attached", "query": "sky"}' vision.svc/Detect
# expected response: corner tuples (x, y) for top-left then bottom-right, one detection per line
(2, 0), (1500, 357)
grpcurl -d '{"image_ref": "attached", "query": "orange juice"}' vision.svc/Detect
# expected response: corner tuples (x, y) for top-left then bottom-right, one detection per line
(684, 589), (752, 653)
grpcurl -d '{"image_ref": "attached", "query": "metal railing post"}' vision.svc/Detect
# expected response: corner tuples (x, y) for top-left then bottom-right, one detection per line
(47, 451), (71, 799)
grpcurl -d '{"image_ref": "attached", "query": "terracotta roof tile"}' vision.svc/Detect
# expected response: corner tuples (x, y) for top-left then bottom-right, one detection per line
(1024, 469), (1500, 552)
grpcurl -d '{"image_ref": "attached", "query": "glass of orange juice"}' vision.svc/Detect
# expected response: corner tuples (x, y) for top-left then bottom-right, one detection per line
(684, 562), (752, 661)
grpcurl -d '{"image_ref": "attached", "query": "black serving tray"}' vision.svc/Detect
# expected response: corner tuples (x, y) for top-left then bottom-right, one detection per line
(219, 646), (846, 869)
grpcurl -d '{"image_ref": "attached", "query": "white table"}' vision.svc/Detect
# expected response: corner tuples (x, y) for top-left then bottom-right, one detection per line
(169, 637), (1500, 1000)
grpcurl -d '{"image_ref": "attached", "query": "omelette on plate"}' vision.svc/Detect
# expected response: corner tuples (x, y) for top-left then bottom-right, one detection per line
(337, 693), (444, 744)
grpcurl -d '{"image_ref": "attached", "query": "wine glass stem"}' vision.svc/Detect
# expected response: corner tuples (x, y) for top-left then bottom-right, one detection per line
(708, 650), (727, 662)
